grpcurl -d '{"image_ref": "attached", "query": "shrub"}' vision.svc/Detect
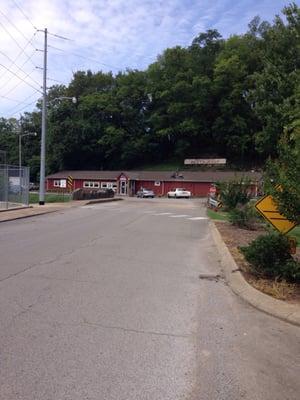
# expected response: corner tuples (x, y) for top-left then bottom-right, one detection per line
(280, 260), (300, 282)
(240, 232), (300, 282)
(217, 177), (252, 210)
(228, 203), (258, 229)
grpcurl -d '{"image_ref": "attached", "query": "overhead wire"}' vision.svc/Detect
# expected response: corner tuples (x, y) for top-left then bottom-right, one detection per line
(4, 69), (37, 96)
(0, 62), (42, 93)
(6, 98), (40, 118)
(0, 49), (41, 89)
(0, 20), (37, 69)
(5, 91), (40, 113)
(2, 67), (39, 97)
(0, 94), (22, 103)
(0, 8), (36, 44)
(47, 77), (65, 84)
(0, 31), (37, 86)
(47, 31), (73, 41)
(47, 44), (120, 70)
(11, 0), (37, 30)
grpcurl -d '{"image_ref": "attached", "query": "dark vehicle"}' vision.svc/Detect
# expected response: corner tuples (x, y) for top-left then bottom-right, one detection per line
(29, 182), (39, 191)
(136, 188), (155, 198)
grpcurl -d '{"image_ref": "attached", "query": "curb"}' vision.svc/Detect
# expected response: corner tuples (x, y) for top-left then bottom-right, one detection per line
(0, 197), (122, 224)
(0, 209), (60, 223)
(85, 197), (123, 205)
(210, 221), (300, 327)
(0, 205), (32, 213)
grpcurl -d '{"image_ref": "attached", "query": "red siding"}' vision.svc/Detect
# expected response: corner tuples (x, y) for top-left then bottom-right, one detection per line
(47, 178), (117, 192)
(135, 180), (211, 197)
(47, 177), (258, 198)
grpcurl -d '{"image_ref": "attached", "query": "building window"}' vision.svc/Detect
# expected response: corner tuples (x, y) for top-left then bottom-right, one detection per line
(101, 182), (117, 191)
(154, 181), (161, 186)
(83, 181), (100, 188)
(54, 180), (60, 187)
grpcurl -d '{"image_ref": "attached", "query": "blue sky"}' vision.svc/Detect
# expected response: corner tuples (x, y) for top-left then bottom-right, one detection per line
(0, 0), (292, 117)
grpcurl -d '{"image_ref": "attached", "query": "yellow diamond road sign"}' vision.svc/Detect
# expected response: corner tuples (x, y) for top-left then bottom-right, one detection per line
(255, 194), (297, 234)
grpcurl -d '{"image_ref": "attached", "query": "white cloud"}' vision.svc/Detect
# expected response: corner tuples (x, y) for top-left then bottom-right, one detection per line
(0, 0), (288, 117)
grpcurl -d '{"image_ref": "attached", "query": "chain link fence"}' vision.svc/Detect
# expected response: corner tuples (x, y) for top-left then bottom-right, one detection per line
(0, 165), (30, 209)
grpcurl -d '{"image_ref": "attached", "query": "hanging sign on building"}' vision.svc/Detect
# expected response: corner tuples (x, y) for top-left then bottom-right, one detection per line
(184, 159), (227, 165)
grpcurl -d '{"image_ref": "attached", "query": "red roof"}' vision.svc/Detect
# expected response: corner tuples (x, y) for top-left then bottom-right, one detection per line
(46, 170), (262, 183)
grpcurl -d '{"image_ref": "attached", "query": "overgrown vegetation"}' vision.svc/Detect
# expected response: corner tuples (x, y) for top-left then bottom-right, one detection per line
(228, 203), (258, 229)
(265, 108), (300, 224)
(217, 177), (252, 210)
(0, 4), (299, 181)
(240, 232), (300, 282)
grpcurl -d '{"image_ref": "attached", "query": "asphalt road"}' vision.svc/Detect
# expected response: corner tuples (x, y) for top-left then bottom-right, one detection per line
(0, 198), (299, 400)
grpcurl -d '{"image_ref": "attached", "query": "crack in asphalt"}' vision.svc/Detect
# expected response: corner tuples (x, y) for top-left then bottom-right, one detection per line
(81, 318), (193, 339)
(0, 234), (105, 284)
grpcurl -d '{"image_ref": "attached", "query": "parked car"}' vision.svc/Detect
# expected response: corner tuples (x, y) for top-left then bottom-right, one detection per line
(167, 188), (191, 198)
(136, 188), (155, 198)
(29, 182), (39, 191)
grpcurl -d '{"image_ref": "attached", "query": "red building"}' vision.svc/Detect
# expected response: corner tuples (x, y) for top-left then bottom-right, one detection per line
(46, 170), (262, 197)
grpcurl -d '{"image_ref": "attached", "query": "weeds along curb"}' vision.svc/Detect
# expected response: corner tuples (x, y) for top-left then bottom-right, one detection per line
(210, 221), (300, 327)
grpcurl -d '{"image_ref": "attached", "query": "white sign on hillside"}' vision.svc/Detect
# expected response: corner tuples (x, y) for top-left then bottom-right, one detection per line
(184, 158), (226, 165)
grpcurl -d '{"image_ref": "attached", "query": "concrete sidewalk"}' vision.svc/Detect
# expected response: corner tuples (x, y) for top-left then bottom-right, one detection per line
(0, 198), (122, 223)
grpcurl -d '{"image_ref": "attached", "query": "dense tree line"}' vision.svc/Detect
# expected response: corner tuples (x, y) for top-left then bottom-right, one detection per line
(0, 3), (299, 181)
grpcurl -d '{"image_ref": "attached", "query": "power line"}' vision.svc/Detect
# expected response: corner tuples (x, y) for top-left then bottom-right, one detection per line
(0, 94), (22, 103)
(0, 49), (41, 88)
(47, 77), (65, 84)
(2, 68), (38, 97)
(0, 62), (42, 93)
(2, 67), (37, 97)
(6, 98), (40, 118)
(47, 44), (120, 70)
(0, 20), (36, 69)
(0, 50), (37, 92)
(0, 51), (38, 93)
(0, 9), (36, 46)
(47, 31), (73, 41)
(0, 32), (37, 86)
(5, 91), (40, 113)
(11, 0), (37, 30)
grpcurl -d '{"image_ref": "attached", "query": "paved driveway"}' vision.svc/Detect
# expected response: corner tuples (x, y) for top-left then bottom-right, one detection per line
(0, 198), (299, 399)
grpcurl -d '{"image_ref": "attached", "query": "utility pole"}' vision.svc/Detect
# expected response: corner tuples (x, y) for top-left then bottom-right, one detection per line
(19, 133), (22, 172)
(39, 28), (47, 205)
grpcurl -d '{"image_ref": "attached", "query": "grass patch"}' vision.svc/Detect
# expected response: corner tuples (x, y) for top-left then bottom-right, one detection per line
(29, 192), (71, 204)
(207, 208), (229, 221)
(289, 226), (300, 247)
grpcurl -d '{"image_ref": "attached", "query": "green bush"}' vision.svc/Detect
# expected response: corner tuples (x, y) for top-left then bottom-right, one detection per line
(280, 260), (300, 282)
(228, 203), (258, 229)
(217, 177), (252, 210)
(240, 232), (300, 282)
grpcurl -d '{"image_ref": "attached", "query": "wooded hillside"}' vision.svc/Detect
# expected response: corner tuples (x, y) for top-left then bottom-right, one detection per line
(0, 3), (299, 180)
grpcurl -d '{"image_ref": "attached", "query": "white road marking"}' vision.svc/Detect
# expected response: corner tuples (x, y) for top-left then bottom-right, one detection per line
(80, 206), (95, 209)
(188, 217), (208, 220)
(152, 212), (172, 216)
(169, 214), (189, 218)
